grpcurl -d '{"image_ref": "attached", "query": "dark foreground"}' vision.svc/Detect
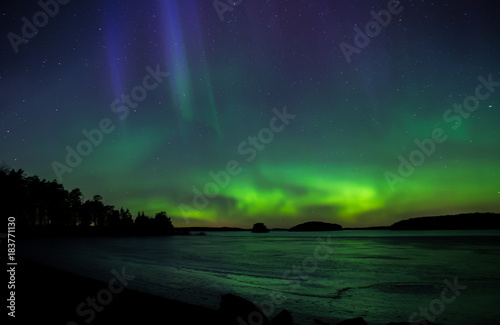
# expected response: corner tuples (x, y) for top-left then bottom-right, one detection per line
(13, 259), (221, 325)
(13, 259), (297, 325)
(11, 259), (444, 325)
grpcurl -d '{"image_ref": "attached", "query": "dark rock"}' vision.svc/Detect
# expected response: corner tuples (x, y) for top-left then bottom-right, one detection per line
(219, 293), (271, 325)
(337, 317), (367, 325)
(289, 221), (342, 232)
(270, 309), (293, 325)
(252, 223), (270, 233)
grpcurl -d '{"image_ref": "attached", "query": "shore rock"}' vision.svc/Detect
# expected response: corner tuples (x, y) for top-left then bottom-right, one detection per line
(219, 293), (271, 325)
(338, 317), (367, 325)
(270, 309), (293, 325)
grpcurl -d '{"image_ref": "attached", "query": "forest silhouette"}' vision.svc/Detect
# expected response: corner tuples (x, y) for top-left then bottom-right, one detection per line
(0, 165), (175, 237)
(2, 164), (499, 237)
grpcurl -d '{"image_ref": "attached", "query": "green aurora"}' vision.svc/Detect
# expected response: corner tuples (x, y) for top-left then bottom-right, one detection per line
(1, 1), (499, 228)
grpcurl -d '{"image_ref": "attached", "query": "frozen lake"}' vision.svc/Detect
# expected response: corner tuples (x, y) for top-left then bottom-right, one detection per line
(19, 230), (500, 324)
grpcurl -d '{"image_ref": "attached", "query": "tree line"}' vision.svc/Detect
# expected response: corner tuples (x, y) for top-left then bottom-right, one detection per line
(0, 165), (174, 236)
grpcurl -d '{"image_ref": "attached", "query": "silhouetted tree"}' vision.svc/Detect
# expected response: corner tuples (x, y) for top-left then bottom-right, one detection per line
(45, 180), (69, 226)
(105, 205), (119, 228)
(1, 169), (27, 225)
(120, 208), (134, 228)
(135, 212), (151, 229)
(88, 195), (106, 226)
(154, 211), (174, 233)
(80, 200), (93, 227)
(25, 175), (46, 226)
(1, 167), (177, 236)
(68, 188), (83, 226)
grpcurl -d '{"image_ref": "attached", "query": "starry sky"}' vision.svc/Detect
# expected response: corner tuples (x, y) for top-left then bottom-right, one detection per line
(1, 0), (499, 228)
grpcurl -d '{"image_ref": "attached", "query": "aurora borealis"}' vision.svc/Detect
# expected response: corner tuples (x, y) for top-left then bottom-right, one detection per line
(1, 0), (499, 228)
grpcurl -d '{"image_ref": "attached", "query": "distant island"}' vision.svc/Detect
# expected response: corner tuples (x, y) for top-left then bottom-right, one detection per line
(251, 223), (269, 233)
(178, 227), (247, 232)
(289, 221), (342, 232)
(3, 167), (500, 237)
(390, 212), (500, 230)
(343, 226), (390, 230)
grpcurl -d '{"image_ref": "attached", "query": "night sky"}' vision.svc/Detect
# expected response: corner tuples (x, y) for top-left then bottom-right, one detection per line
(1, 0), (499, 228)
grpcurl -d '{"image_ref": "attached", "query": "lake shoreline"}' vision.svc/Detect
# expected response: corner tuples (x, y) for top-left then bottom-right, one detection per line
(15, 232), (500, 324)
(15, 258), (222, 324)
(13, 258), (428, 325)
